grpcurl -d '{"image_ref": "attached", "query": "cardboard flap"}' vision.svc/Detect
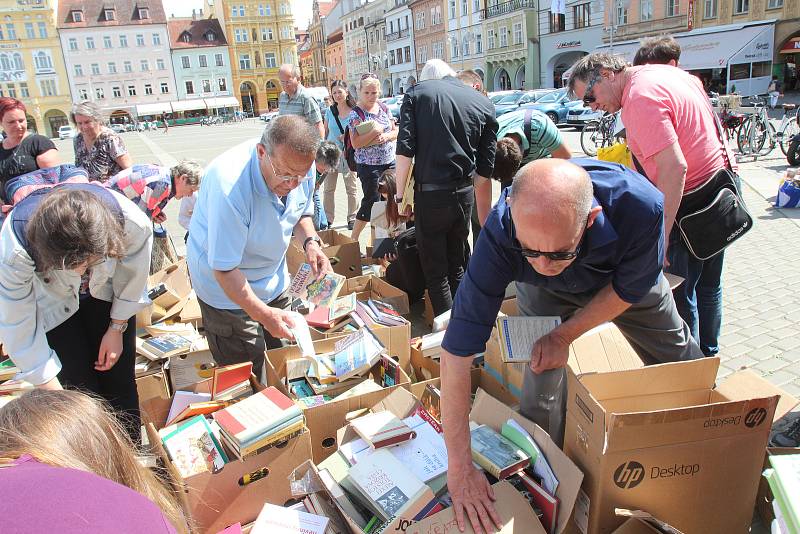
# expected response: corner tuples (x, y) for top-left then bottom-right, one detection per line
(716, 369), (799, 422)
(568, 323), (644, 375)
(470, 389), (583, 534)
(614, 509), (686, 534)
(578, 358), (720, 401)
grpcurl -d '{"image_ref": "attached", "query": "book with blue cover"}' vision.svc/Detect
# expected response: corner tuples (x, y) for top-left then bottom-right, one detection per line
(334, 328), (385, 381)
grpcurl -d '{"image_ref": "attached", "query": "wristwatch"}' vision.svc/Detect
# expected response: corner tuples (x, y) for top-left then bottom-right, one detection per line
(394, 194), (403, 204)
(108, 321), (128, 334)
(303, 236), (322, 252)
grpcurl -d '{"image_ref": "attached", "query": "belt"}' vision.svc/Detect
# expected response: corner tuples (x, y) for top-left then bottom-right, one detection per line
(415, 182), (473, 193)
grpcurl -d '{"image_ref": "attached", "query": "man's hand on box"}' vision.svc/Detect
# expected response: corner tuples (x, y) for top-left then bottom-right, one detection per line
(305, 240), (332, 277)
(258, 307), (296, 341)
(530, 330), (571, 374)
(448, 462), (502, 533)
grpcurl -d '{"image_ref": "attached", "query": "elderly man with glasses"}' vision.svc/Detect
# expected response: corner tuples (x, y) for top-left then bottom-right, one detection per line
(277, 63), (325, 139)
(439, 158), (701, 534)
(186, 115), (332, 381)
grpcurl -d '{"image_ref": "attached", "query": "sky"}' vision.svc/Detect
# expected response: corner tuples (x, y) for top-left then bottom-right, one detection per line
(161, 0), (314, 29)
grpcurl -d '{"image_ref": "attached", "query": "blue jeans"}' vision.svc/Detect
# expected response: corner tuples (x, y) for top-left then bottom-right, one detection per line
(666, 227), (724, 356)
(312, 190), (328, 230)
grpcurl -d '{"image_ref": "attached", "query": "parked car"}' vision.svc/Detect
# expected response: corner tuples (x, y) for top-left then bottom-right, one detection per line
(517, 89), (582, 125)
(259, 111), (278, 123)
(380, 95), (404, 120)
(493, 89), (558, 117)
(57, 125), (76, 140)
(110, 123), (127, 134)
(488, 90), (517, 104)
(566, 103), (604, 128)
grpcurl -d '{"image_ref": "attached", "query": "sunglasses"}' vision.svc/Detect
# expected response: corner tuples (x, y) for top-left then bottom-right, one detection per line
(582, 72), (602, 105)
(267, 154), (311, 183)
(508, 214), (588, 262)
(361, 73), (378, 80)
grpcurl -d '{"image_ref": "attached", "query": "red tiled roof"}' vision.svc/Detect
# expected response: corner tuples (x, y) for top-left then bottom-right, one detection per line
(57, 0), (167, 28)
(318, 1), (336, 18)
(167, 18), (227, 49)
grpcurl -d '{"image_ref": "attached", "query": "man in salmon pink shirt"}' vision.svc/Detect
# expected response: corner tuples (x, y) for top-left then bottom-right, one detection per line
(568, 52), (739, 356)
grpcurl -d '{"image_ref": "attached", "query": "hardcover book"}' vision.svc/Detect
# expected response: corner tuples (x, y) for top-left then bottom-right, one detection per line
(334, 329), (385, 381)
(351, 410), (417, 449)
(136, 333), (194, 360)
(470, 422), (530, 480)
(213, 386), (302, 445)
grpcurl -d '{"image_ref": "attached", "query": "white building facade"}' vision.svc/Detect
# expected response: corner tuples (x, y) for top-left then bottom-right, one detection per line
(57, 1), (175, 122)
(446, 0), (485, 80)
(385, 0), (416, 94)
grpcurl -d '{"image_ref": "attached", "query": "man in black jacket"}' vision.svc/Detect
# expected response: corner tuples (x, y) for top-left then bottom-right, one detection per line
(395, 61), (498, 316)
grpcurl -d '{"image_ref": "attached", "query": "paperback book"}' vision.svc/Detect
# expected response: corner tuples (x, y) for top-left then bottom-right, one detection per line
(334, 328), (385, 381)
(161, 415), (228, 478)
(290, 263), (345, 307)
(136, 333), (194, 360)
(495, 316), (562, 363)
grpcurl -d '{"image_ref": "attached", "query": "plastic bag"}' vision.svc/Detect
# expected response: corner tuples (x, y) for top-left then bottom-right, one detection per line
(597, 141), (634, 169)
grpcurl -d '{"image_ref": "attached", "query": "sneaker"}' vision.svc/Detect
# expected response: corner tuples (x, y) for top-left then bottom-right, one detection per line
(770, 411), (800, 448)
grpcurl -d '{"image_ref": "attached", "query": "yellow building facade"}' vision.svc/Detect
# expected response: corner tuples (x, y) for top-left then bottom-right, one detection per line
(217, 0), (297, 114)
(0, 0), (71, 138)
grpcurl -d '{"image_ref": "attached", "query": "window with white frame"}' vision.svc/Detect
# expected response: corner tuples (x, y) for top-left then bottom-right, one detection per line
(24, 23), (34, 39)
(68, 38), (78, 50)
(104, 8), (115, 20)
(74, 64), (83, 76)
(181, 56), (190, 69)
(734, 0), (748, 12)
(474, 0), (480, 11)
(218, 77), (227, 92)
(513, 23), (522, 44)
(666, 0), (679, 16)
(231, 4), (237, 16)
(462, 0), (468, 15)
(107, 62), (116, 73)
(487, 28), (495, 49)
(199, 55), (208, 68)
(112, 86), (121, 98)
(215, 53), (224, 66)
(78, 88), (88, 100)
(157, 58), (165, 70)
(284, 50), (293, 64)
(19, 82), (28, 97)
(451, 37), (459, 57)
(85, 37), (95, 49)
(124, 61), (132, 73)
(202, 79), (212, 93)
(281, 26), (291, 39)
(37, 22), (46, 38)
(616, 4), (628, 23)
(153, 33), (161, 45)
(71, 10), (83, 22)
(499, 26), (507, 46)
(160, 82), (169, 94)
(136, 34), (144, 46)
(574, 3), (591, 27)
(138, 7), (149, 19)
(119, 34), (128, 47)
(90, 63), (100, 75)
(185, 80), (195, 94)
(463, 37), (470, 56)
(33, 51), (52, 71)
(6, 84), (15, 98)
(640, 0), (653, 20)
(103, 35), (112, 48)
(96, 87), (104, 99)
(416, 12), (424, 29)
(5, 23), (15, 40)
(239, 53), (251, 70)
(140, 59), (149, 71)
(127, 85), (136, 96)
(265, 52), (276, 68)
(767, 0), (782, 7)
(476, 32), (482, 53)
(144, 84), (152, 95)
(703, 0), (717, 16)
(261, 27), (269, 40)
(449, 0), (456, 18)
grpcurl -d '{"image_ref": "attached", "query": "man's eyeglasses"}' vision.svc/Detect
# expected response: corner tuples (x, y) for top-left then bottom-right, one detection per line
(508, 214), (588, 262)
(267, 154), (311, 183)
(582, 72), (602, 105)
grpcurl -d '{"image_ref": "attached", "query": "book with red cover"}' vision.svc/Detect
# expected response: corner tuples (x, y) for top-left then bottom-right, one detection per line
(211, 362), (252, 401)
(513, 471), (558, 534)
(213, 386), (302, 445)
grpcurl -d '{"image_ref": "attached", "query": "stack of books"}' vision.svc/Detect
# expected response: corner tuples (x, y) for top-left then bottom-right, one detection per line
(419, 331), (446, 360)
(353, 300), (407, 328)
(136, 332), (195, 360)
(213, 386), (304, 460)
(764, 454), (800, 534)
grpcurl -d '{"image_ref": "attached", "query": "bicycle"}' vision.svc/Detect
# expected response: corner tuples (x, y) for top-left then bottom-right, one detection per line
(580, 112), (618, 157)
(775, 103), (800, 155)
(737, 95), (779, 158)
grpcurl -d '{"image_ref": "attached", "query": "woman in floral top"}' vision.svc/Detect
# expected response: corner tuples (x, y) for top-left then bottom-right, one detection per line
(348, 74), (397, 241)
(71, 102), (132, 182)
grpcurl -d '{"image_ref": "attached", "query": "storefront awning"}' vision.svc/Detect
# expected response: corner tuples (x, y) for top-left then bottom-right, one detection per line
(781, 37), (800, 54)
(170, 99), (207, 112)
(205, 96), (240, 109)
(593, 20), (776, 71)
(135, 102), (172, 115)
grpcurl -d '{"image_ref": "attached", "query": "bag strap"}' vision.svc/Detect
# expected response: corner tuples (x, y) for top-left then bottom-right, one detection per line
(523, 109), (533, 158)
(353, 105), (367, 121)
(331, 105), (345, 136)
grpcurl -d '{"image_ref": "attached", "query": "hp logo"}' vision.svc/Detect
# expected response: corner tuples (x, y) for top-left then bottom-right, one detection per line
(614, 461), (645, 489)
(745, 407), (767, 428)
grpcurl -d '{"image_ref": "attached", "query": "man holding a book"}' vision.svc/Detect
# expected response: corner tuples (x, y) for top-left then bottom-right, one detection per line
(439, 158), (702, 534)
(186, 115), (333, 382)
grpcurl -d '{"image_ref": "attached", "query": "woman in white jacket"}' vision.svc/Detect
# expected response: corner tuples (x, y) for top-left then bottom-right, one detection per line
(0, 184), (152, 439)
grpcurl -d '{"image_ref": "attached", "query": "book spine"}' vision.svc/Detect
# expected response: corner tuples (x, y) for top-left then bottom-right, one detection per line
(471, 450), (502, 479)
(373, 431), (417, 449)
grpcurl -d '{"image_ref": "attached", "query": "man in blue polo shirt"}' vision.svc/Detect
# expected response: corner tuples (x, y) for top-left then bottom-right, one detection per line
(440, 158), (701, 534)
(187, 115), (331, 381)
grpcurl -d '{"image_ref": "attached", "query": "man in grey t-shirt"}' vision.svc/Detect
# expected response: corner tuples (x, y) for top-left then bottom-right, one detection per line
(277, 64), (324, 138)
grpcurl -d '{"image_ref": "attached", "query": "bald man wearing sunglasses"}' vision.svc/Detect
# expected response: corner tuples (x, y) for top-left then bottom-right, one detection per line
(439, 158), (701, 534)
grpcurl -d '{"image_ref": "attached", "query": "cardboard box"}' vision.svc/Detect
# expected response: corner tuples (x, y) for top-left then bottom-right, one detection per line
(755, 446), (800, 527)
(409, 341), (441, 382)
(484, 321), (644, 400)
(136, 370), (171, 427)
(175, 293), (202, 328)
(265, 337), (412, 463)
(611, 510), (684, 534)
(409, 367), (518, 409)
(563, 357), (791, 534)
(466, 388), (583, 534)
(166, 348), (217, 392)
(137, 260), (193, 326)
(146, 423), (312, 533)
(310, 321), (412, 376)
(287, 228), (362, 279)
(338, 274), (410, 315)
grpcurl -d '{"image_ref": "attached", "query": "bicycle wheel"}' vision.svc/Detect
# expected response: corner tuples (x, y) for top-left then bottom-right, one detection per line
(759, 123), (777, 156)
(737, 117), (767, 155)
(581, 121), (600, 157)
(780, 119), (800, 155)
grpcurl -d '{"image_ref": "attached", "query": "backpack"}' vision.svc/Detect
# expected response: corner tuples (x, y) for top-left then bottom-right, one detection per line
(2, 164), (89, 213)
(340, 102), (390, 172)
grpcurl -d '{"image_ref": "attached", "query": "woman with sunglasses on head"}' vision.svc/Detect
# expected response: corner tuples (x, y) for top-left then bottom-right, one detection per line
(347, 73), (397, 241)
(0, 97), (59, 195)
(0, 184), (152, 441)
(322, 80), (359, 230)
